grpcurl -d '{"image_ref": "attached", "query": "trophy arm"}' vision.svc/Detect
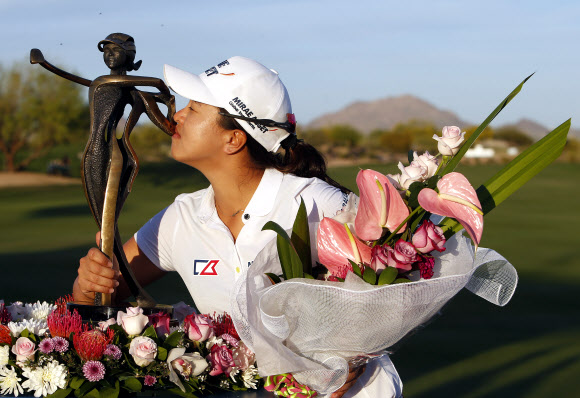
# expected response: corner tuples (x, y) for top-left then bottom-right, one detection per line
(30, 49), (92, 87)
(136, 90), (176, 136)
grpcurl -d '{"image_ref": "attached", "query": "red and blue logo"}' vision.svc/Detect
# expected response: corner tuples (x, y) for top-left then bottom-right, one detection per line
(193, 259), (220, 276)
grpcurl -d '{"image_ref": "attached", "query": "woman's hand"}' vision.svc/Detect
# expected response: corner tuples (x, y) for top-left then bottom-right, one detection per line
(73, 232), (119, 304)
(330, 364), (366, 398)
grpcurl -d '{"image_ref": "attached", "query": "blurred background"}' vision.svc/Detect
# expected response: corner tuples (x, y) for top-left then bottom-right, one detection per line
(1, 1), (579, 397)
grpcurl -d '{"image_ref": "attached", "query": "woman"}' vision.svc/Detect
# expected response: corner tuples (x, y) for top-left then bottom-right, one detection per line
(73, 56), (402, 397)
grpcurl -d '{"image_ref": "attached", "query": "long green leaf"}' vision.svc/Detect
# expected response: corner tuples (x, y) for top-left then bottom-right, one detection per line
(441, 73), (534, 176)
(441, 119), (570, 237)
(291, 197), (312, 275)
(262, 221), (303, 280)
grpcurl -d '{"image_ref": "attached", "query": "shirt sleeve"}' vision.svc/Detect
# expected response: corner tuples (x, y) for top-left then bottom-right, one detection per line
(134, 204), (178, 272)
(300, 180), (353, 223)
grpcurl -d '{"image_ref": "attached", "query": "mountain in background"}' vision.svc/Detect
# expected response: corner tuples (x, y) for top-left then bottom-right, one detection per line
(306, 95), (579, 139)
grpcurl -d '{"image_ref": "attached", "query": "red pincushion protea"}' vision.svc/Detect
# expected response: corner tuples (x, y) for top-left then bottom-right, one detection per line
(53, 295), (74, 316)
(47, 308), (84, 338)
(0, 325), (11, 345)
(207, 313), (240, 340)
(73, 329), (114, 361)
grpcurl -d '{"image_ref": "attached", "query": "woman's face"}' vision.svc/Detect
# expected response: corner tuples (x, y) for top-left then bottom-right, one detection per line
(171, 100), (225, 168)
(103, 44), (128, 71)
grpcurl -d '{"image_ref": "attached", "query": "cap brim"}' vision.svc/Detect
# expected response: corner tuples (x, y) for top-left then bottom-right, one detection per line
(163, 64), (221, 108)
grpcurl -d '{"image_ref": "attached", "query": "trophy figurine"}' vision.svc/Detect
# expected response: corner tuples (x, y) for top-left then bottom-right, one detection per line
(30, 33), (176, 320)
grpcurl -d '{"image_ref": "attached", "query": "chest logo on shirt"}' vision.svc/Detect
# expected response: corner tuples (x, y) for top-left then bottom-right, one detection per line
(193, 259), (220, 276)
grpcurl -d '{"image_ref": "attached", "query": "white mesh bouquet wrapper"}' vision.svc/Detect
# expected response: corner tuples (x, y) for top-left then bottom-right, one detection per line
(230, 233), (517, 395)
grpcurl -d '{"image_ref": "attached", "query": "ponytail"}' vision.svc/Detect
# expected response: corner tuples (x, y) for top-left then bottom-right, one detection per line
(217, 108), (350, 193)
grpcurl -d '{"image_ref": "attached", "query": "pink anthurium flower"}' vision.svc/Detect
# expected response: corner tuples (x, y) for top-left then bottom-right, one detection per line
(317, 217), (372, 277)
(417, 172), (484, 247)
(355, 169), (410, 241)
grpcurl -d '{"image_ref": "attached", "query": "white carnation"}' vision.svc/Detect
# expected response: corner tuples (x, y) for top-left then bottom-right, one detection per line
(21, 361), (67, 397)
(241, 365), (259, 389)
(8, 319), (48, 338)
(25, 302), (56, 321)
(0, 346), (9, 367)
(0, 365), (23, 397)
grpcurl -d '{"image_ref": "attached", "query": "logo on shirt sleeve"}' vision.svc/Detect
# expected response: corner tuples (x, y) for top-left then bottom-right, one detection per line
(193, 259), (220, 276)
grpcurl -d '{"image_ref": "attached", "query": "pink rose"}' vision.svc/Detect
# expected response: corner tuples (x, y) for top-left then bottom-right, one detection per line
(385, 240), (418, 271)
(148, 312), (171, 338)
(370, 245), (389, 274)
(117, 307), (149, 335)
(411, 220), (446, 254)
(12, 337), (36, 363)
(397, 161), (428, 190)
(232, 341), (255, 371)
(433, 126), (465, 156)
(129, 336), (157, 367)
(410, 151), (439, 179)
(184, 314), (215, 342)
(208, 344), (235, 376)
(98, 318), (116, 332)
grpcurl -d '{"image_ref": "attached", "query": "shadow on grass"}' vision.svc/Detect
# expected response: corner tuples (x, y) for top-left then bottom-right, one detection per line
(0, 245), (193, 307)
(396, 280), (580, 397)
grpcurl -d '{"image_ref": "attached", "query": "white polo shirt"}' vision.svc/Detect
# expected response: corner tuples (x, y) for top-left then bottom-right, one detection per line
(135, 168), (348, 315)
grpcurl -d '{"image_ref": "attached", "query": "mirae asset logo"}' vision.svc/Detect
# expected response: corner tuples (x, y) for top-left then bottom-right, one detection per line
(193, 259), (220, 276)
(229, 97), (268, 133)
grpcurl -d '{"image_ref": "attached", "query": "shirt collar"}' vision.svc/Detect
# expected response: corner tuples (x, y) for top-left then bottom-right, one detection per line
(197, 168), (283, 223)
(244, 168), (283, 217)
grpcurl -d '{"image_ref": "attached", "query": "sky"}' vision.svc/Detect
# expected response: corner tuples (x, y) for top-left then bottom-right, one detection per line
(1, 0), (579, 130)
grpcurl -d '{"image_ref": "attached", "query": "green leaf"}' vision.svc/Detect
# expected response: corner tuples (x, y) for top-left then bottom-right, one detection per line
(70, 376), (85, 390)
(303, 273), (315, 279)
(393, 278), (411, 284)
(265, 273), (282, 284)
(98, 382), (120, 398)
(262, 221), (303, 280)
(441, 73), (534, 176)
(349, 259), (362, 277)
(441, 119), (570, 238)
(75, 381), (96, 398)
(407, 150), (414, 164)
(20, 329), (29, 338)
(163, 331), (184, 349)
(84, 389), (100, 398)
(47, 387), (73, 398)
(377, 267), (398, 285)
(407, 181), (425, 208)
(123, 377), (142, 392)
(157, 346), (168, 361)
(362, 266), (377, 284)
(141, 325), (157, 339)
(426, 174), (441, 189)
(291, 197), (312, 276)
(166, 387), (201, 398)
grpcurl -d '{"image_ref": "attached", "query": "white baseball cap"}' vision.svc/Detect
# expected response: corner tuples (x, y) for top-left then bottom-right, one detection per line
(164, 56), (295, 152)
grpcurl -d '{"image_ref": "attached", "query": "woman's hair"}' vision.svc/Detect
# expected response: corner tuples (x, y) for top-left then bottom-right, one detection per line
(217, 109), (350, 193)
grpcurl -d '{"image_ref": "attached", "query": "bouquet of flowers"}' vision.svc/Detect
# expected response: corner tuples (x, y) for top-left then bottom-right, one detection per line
(0, 298), (260, 397)
(230, 75), (571, 396)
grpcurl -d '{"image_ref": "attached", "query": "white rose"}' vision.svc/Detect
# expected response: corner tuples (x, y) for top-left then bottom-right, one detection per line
(129, 336), (157, 367)
(433, 126), (465, 156)
(171, 352), (208, 378)
(411, 151), (439, 178)
(397, 161), (428, 190)
(117, 307), (149, 335)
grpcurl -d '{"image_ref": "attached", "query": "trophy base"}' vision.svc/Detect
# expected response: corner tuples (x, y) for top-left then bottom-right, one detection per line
(67, 303), (173, 323)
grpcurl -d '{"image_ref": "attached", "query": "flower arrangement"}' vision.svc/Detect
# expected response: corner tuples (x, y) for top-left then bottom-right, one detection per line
(230, 74), (572, 396)
(0, 298), (261, 397)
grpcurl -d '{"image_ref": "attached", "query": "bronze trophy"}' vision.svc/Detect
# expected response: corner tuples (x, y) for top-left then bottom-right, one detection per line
(30, 33), (176, 321)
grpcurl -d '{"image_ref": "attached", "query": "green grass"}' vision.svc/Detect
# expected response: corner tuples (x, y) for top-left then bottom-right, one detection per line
(1, 161), (579, 397)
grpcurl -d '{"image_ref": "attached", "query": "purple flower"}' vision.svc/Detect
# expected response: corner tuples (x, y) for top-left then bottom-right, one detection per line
(83, 360), (106, 382)
(39, 338), (54, 354)
(144, 375), (157, 387)
(52, 336), (69, 353)
(104, 344), (122, 360)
